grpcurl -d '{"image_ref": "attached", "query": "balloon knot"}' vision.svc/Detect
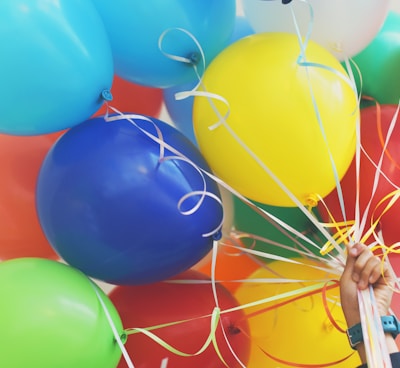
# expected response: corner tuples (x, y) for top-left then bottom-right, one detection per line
(119, 332), (127, 344)
(228, 324), (241, 335)
(212, 229), (222, 241)
(188, 52), (200, 65)
(305, 193), (319, 208)
(101, 89), (113, 102)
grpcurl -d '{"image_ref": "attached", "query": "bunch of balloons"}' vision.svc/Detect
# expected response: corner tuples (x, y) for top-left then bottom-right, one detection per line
(2, 0), (400, 367)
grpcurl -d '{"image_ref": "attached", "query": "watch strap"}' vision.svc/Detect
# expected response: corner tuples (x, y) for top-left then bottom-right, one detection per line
(347, 315), (400, 349)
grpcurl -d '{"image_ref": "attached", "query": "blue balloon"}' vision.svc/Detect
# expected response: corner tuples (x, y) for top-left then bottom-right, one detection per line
(36, 114), (223, 285)
(0, 0), (114, 135)
(93, 0), (236, 88)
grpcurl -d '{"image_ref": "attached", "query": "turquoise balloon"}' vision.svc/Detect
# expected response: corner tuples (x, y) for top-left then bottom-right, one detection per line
(347, 11), (400, 106)
(0, 0), (114, 135)
(0, 258), (124, 368)
(93, 0), (236, 88)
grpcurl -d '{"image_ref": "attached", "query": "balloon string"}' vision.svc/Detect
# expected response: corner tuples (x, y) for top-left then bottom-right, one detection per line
(375, 97), (400, 171)
(239, 319), (355, 368)
(232, 230), (327, 261)
(321, 280), (346, 333)
(218, 242), (342, 275)
(240, 280), (338, 322)
(318, 97), (400, 251)
(104, 108), (224, 239)
(357, 99), (400, 243)
(158, 27), (344, 266)
(159, 358), (169, 368)
(359, 286), (393, 368)
(124, 306), (230, 367)
(229, 231), (343, 271)
(208, 240), (247, 368)
(158, 27), (206, 89)
(375, 245), (400, 295)
(90, 282), (134, 368)
(292, 0), (359, 256)
(366, 190), (400, 245)
(295, 34), (358, 257)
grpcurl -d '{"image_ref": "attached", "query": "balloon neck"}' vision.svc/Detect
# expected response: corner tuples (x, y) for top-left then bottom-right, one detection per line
(187, 52), (200, 65)
(119, 332), (127, 344)
(101, 89), (113, 102)
(227, 323), (241, 335)
(305, 193), (319, 209)
(212, 229), (222, 241)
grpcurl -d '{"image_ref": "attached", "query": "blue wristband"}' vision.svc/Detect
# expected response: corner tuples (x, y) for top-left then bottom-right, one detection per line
(347, 315), (400, 349)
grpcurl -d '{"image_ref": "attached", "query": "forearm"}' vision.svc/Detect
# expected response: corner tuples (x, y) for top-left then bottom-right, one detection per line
(355, 334), (398, 365)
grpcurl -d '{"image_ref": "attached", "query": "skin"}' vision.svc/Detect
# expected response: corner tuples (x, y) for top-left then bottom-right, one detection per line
(340, 243), (398, 364)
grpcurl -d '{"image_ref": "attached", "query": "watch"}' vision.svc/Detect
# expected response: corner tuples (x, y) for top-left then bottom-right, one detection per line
(347, 315), (400, 349)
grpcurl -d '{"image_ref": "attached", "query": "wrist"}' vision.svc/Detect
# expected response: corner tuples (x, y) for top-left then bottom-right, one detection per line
(343, 309), (361, 329)
(346, 315), (400, 350)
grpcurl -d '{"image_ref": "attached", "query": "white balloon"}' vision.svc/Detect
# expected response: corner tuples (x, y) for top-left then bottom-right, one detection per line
(389, 0), (400, 13)
(243, 0), (390, 60)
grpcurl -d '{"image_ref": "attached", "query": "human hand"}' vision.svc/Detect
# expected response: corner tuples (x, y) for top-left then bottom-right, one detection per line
(339, 243), (393, 328)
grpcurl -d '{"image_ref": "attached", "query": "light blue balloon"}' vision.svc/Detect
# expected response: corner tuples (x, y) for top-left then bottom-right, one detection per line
(0, 0), (114, 135)
(163, 81), (198, 145)
(93, 0), (236, 88)
(229, 15), (255, 44)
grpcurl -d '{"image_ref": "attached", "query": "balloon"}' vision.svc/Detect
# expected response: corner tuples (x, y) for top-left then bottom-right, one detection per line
(36, 114), (223, 285)
(242, 0), (389, 60)
(93, 0), (236, 88)
(197, 238), (260, 293)
(94, 75), (163, 118)
(0, 132), (62, 261)
(318, 104), (400, 247)
(109, 269), (251, 368)
(229, 15), (254, 44)
(347, 11), (400, 105)
(163, 80), (198, 144)
(163, 15), (254, 145)
(193, 33), (358, 207)
(0, 257), (123, 368)
(0, 0), (114, 135)
(234, 259), (361, 367)
(233, 197), (324, 260)
(390, 0), (400, 14)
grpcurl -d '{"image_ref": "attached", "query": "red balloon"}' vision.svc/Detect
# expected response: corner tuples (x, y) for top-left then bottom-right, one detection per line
(0, 132), (62, 260)
(318, 104), (400, 246)
(94, 75), (163, 117)
(109, 269), (251, 368)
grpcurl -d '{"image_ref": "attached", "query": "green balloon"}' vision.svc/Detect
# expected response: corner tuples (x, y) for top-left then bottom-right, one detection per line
(346, 11), (400, 106)
(0, 258), (124, 368)
(233, 197), (325, 260)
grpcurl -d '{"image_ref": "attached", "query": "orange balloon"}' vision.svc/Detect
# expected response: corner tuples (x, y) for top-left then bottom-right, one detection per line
(0, 132), (62, 260)
(197, 238), (260, 292)
(94, 75), (163, 117)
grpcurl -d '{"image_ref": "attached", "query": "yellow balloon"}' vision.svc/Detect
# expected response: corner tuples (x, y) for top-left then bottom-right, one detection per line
(193, 33), (358, 207)
(234, 259), (361, 367)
